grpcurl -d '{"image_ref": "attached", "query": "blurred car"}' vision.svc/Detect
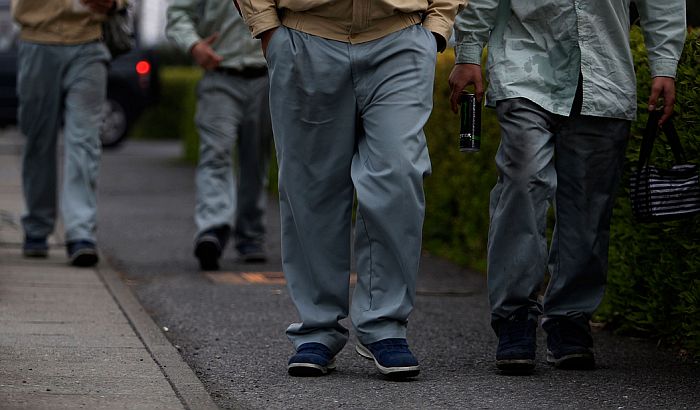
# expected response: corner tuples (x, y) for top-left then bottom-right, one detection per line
(0, 0), (159, 148)
(99, 48), (160, 147)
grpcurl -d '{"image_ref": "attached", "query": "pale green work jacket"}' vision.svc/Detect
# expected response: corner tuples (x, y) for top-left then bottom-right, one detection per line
(166, 0), (265, 70)
(454, 0), (687, 120)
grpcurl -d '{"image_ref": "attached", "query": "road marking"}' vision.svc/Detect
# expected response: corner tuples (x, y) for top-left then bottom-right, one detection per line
(204, 272), (286, 285)
(204, 272), (358, 285)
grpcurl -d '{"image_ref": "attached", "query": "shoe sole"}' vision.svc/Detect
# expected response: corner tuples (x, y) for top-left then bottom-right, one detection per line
(70, 249), (99, 267)
(496, 359), (535, 375)
(287, 360), (336, 377)
(546, 350), (595, 370)
(195, 239), (221, 271)
(240, 252), (267, 263)
(23, 249), (49, 258)
(355, 344), (420, 379)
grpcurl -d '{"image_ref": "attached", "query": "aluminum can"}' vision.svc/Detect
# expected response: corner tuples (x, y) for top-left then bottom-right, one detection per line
(459, 92), (481, 152)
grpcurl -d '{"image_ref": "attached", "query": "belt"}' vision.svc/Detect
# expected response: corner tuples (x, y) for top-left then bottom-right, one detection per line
(215, 66), (268, 78)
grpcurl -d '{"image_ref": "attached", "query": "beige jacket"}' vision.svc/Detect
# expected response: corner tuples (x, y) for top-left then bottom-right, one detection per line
(12, 0), (126, 45)
(234, 0), (465, 45)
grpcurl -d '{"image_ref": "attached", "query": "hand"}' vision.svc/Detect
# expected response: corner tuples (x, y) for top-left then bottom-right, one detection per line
(648, 76), (676, 125)
(432, 32), (446, 53)
(81, 0), (114, 14)
(448, 63), (484, 114)
(191, 33), (223, 70)
(260, 27), (278, 58)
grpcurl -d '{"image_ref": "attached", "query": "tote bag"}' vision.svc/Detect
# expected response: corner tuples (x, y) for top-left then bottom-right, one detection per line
(629, 111), (700, 222)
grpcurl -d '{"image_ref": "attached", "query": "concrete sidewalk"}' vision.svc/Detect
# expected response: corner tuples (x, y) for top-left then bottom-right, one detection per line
(0, 131), (218, 409)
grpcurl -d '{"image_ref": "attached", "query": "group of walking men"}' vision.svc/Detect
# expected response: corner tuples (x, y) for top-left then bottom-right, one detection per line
(14, 0), (686, 378)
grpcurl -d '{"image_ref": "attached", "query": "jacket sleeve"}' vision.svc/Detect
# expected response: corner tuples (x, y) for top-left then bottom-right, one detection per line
(453, 0), (500, 65)
(165, 0), (202, 54)
(232, 0), (279, 38)
(635, 0), (686, 78)
(422, 0), (467, 45)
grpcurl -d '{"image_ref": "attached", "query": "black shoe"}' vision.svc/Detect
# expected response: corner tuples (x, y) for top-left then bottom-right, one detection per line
(23, 236), (48, 258)
(66, 240), (99, 267)
(543, 318), (595, 370)
(194, 226), (230, 271)
(494, 307), (537, 375)
(287, 343), (336, 377)
(236, 241), (267, 263)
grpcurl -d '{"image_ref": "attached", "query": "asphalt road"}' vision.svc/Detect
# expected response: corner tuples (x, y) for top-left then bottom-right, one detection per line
(97, 140), (699, 409)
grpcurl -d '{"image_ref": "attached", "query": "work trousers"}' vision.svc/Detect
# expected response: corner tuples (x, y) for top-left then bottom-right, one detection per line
(194, 71), (271, 246)
(266, 24), (436, 353)
(17, 41), (109, 242)
(488, 97), (630, 329)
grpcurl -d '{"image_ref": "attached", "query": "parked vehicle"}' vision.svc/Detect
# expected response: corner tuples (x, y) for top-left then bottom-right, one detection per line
(0, 0), (159, 148)
(99, 49), (160, 147)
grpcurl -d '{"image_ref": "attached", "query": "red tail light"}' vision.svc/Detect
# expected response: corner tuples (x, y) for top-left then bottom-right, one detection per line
(135, 60), (151, 75)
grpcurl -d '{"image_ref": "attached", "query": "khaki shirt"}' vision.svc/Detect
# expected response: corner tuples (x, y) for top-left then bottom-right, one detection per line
(12, 0), (126, 45)
(234, 0), (466, 45)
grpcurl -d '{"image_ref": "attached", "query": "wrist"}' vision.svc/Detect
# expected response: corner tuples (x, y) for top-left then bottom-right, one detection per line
(190, 40), (203, 55)
(432, 32), (447, 53)
(260, 27), (278, 41)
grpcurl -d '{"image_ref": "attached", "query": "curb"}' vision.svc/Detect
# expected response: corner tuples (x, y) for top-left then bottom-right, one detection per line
(95, 260), (226, 410)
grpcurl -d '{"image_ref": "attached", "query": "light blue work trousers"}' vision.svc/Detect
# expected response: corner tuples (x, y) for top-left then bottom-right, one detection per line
(489, 97), (630, 329)
(266, 25), (437, 353)
(17, 41), (109, 243)
(194, 71), (271, 245)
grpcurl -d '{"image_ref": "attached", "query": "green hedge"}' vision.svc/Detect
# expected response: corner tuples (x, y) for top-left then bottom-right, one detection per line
(128, 66), (202, 162)
(596, 28), (700, 355)
(423, 52), (498, 273)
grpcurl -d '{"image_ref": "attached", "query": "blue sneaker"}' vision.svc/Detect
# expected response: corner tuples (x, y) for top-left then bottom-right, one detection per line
(23, 236), (48, 258)
(66, 240), (99, 267)
(356, 338), (420, 379)
(543, 318), (595, 370)
(287, 343), (336, 377)
(494, 307), (537, 374)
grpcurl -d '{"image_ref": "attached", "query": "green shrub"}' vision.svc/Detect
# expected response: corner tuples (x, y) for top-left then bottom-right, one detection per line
(128, 66), (202, 162)
(423, 49), (498, 272)
(596, 28), (700, 355)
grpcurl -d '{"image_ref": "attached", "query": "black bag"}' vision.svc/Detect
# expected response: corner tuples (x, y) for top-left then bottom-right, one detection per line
(629, 111), (700, 222)
(102, 6), (134, 58)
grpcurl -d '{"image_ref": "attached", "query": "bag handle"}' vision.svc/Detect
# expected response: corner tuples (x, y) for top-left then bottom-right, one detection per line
(660, 118), (687, 164)
(637, 111), (686, 169)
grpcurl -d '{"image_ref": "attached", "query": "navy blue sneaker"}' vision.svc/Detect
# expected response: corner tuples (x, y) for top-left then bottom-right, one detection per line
(66, 240), (99, 267)
(287, 343), (336, 377)
(236, 241), (267, 263)
(543, 318), (595, 370)
(23, 236), (48, 258)
(194, 226), (230, 271)
(494, 307), (537, 374)
(356, 338), (420, 379)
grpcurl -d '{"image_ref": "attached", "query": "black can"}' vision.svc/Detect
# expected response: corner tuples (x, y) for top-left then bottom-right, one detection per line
(459, 92), (481, 152)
